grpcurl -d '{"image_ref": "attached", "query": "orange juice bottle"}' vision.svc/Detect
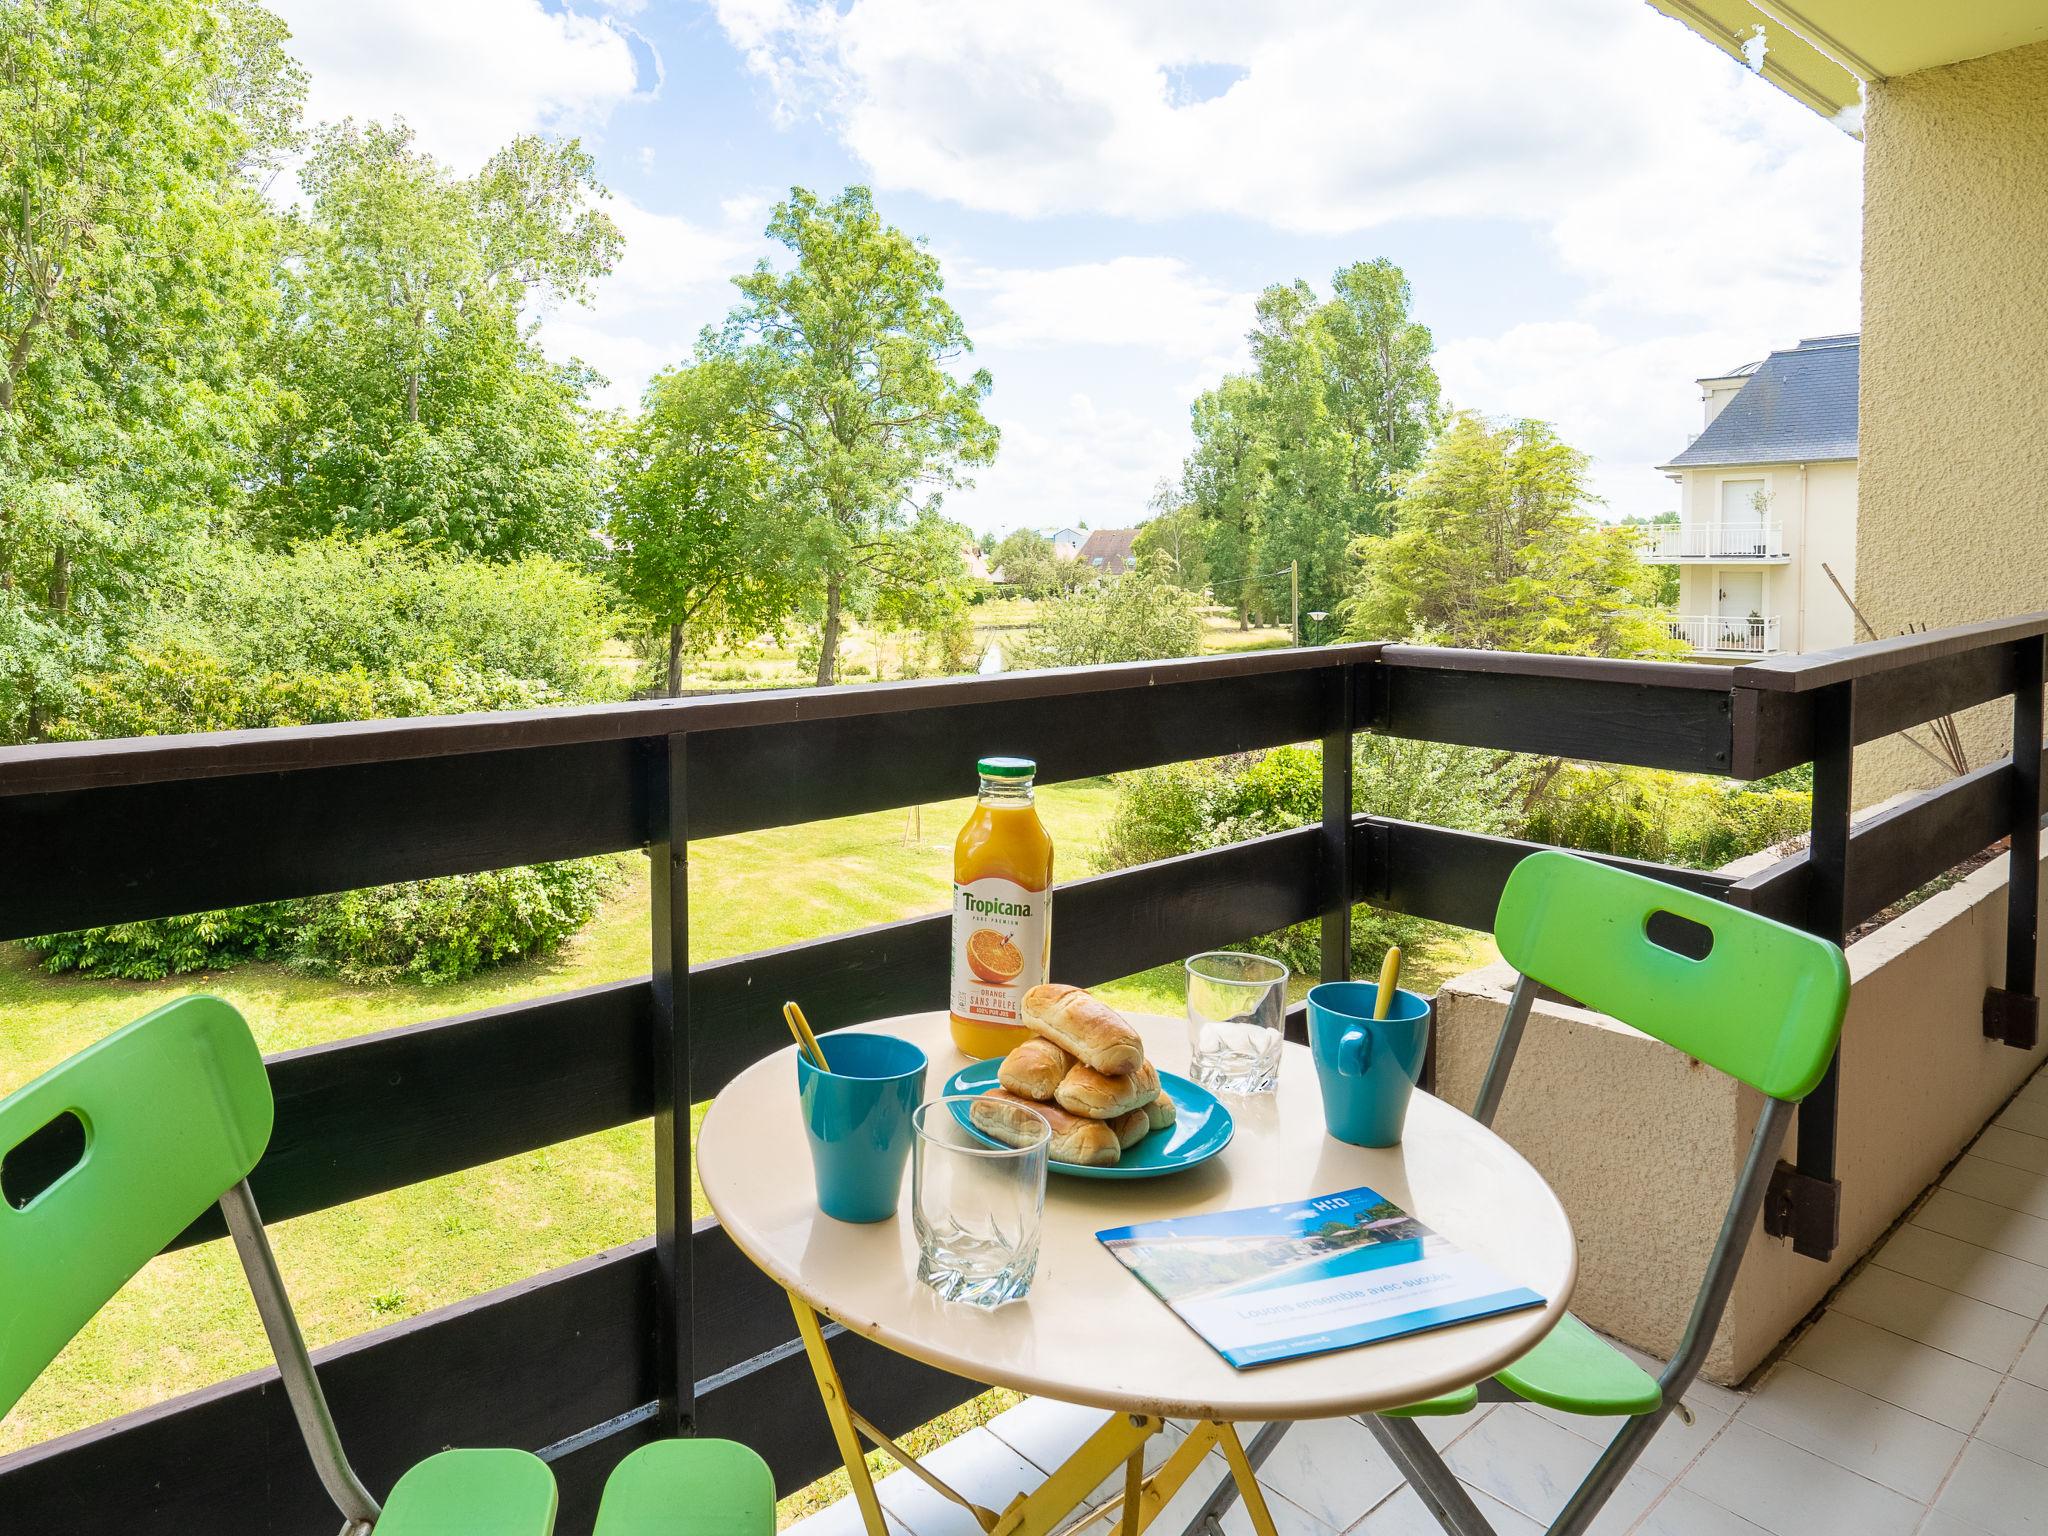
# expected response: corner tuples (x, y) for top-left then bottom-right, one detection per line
(950, 756), (1053, 1058)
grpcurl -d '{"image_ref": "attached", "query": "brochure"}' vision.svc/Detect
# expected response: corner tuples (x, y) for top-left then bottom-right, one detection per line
(1096, 1184), (1544, 1369)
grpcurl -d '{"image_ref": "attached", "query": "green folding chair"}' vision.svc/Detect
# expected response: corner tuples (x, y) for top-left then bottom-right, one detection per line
(0, 995), (775, 1536)
(1181, 849), (1850, 1536)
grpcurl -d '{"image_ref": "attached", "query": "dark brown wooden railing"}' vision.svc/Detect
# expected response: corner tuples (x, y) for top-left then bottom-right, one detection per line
(3, 619), (2044, 1534)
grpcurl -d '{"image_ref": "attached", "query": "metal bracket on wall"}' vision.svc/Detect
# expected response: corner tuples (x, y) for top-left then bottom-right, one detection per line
(1762, 1160), (1841, 1260)
(1984, 987), (2041, 1050)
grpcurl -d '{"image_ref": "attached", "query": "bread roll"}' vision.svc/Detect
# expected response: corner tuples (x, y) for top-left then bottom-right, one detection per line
(1022, 984), (1144, 1077)
(997, 1038), (1074, 1101)
(1110, 1108), (1150, 1150)
(1144, 1090), (1177, 1132)
(971, 1090), (1120, 1167)
(1054, 1059), (1160, 1120)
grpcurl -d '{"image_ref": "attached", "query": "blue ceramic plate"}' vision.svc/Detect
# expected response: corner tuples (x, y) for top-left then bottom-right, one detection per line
(941, 1060), (1233, 1179)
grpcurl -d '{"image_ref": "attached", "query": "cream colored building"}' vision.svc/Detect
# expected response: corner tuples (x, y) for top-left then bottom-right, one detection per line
(1649, 335), (1860, 658)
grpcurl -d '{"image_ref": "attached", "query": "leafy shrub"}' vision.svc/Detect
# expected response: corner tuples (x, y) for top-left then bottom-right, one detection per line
(33, 862), (619, 985)
(1099, 739), (1810, 985)
(30, 536), (626, 982)
(180, 535), (620, 697)
(293, 861), (620, 984)
(47, 645), (571, 740)
(1098, 744), (1449, 978)
(29, 905), (298, 981)
(1522, 766), (1810, 870)
(1020, 566), (1203, 668)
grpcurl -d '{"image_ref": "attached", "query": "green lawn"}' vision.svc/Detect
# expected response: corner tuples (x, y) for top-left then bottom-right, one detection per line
(630, 597), (1299, 693)
(0, 766), (1492, 1520)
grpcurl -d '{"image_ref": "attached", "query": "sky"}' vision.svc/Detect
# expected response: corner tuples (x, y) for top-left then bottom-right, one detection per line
(266, 0), (1865, 536)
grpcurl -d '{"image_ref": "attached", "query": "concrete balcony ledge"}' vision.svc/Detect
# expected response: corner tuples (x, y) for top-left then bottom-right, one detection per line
(1434, 842), (2048, 1385)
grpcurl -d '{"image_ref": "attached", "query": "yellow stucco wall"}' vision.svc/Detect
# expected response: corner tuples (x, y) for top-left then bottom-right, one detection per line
(1857, 39), (2048, 803)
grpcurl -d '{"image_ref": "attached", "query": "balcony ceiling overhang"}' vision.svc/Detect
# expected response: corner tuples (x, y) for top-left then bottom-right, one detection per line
(1645, 1), (2048, 134)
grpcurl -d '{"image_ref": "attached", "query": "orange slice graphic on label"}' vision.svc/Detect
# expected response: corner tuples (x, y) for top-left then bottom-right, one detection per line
(965, 927), (1025, 985)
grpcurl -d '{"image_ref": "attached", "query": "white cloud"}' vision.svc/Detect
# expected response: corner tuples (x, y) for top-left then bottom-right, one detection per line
(708, 0), (1860, 326)
(271, 0), (646, 169)
(951, 257), (1255, 372)
(965, 394), (1183, 537)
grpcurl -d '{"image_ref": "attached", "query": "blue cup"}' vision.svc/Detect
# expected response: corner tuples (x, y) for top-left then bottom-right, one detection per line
(1307, 982), (1432, 1147)
(797, 1032), (929, 1223)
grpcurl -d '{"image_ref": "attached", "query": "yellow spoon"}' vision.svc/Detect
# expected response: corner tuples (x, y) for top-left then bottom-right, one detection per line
(783, 1000), (828, 1071)
(1374, 946), (1403, 1020)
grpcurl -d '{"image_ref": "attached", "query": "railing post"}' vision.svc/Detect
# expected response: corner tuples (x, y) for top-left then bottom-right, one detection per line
(1987, 636), (2044, 1049)
(651, 731), (695, 1434)
(1320, 663), (1356, 988)
(1764, 681), (1851, 1260)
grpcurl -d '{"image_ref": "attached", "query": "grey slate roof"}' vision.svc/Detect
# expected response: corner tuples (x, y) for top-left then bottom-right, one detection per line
(1663, 333), (1858, 469)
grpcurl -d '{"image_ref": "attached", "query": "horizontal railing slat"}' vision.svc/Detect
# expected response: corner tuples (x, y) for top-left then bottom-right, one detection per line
(686, 667), (1338, 840)
(1, 666), (1349, 939)
(1734, 610), (2048, 691)
(1735, 742), (2047, 930)
(1362, 815), (1737, 932)
(1851, 644), (2020, 748)
(0, 646), (1388, 798)
(1, 739), (653, 940)
(1371, 654), (1738, 774)
(170, 979), (654, 1249)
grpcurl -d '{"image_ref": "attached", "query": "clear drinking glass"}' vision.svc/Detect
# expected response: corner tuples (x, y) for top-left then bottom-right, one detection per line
(912, 1096), (1049, 1307)
(1186, 950), (1290, 1093)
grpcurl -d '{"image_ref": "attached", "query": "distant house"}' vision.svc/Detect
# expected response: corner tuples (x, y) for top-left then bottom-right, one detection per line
(1049, 528), (1084, 561)
(963, 546), (993, 582)
(1649, 333), (1859, 659)
(1075, 528), (1138, 575)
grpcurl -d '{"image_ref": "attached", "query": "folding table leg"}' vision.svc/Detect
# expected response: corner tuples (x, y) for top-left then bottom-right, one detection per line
(1173, 1420), (1288, 1536)
(789, 1294), (891, 1536)
(1213, 1423), (1282, 1536)
(1363, 1416), (1496, 1536)
(1120, 1447), (1145, 1536)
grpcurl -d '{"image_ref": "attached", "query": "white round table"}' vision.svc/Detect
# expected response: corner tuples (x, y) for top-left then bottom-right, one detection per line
(700, 1011), (1575, 1424)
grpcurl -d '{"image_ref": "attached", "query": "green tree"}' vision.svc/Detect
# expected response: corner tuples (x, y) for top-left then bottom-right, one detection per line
(866, 513), (982, 676)
(256, 120), (622, 560)
(1179, 375), (1272, 626)
(0, 0), (295, 739)
(1342, 414), (1683, 658)
(1619, 511), (1682, 606)
(610, 355), (800, 694)
(1020, 564), (1202, 669)
(1177, 260), (1441, 627)
(713, 187), (998, 684)
(1131, 482), (1211, 594)
(988, 527), (1087, 598)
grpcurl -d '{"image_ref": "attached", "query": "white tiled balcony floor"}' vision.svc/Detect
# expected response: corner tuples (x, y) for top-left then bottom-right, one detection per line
(786, 1067), (2048, 1536)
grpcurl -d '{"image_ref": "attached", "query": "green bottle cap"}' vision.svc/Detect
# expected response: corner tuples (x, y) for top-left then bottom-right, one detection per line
(977, 756), (1036, 778)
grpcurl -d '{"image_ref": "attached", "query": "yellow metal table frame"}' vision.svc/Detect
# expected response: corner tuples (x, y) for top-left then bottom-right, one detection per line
(790, 1294), (1283, 1536)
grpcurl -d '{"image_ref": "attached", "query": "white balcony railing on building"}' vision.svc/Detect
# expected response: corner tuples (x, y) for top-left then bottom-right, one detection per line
(1636, 522), (1787, 560)
(1664, 614), (1781, 655)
